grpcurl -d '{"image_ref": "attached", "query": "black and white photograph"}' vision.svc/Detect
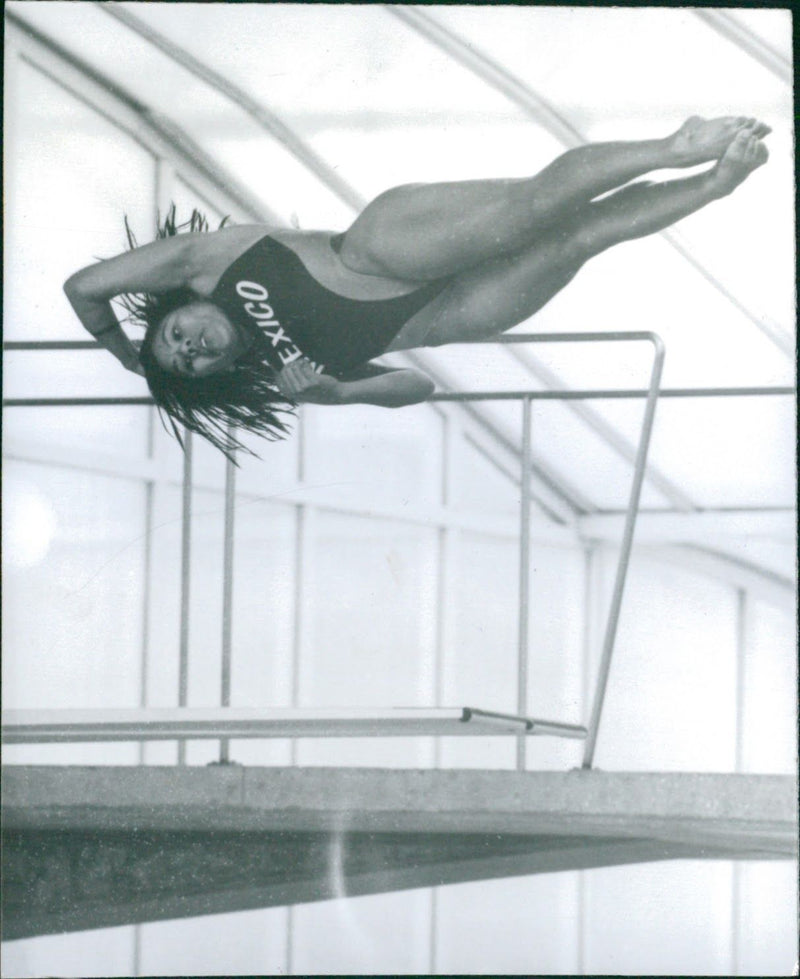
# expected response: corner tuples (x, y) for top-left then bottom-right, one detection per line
(2, 3), (797, 976)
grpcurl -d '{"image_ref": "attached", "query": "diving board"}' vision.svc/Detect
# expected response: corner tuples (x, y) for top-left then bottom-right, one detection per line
(2, 707), (587, 743)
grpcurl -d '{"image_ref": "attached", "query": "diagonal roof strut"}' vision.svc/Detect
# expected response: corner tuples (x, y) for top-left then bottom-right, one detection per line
(693, 9), (792, 85)
(6, 11), (278, 225)
(98, 3), (365, 212)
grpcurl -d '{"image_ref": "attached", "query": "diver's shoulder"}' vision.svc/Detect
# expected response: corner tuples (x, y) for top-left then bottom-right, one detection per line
(190, 224), (276, 266)
(187, 224), (277, 295)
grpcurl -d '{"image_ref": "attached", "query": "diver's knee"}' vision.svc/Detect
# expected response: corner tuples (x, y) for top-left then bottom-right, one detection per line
(335, 233), (374, 274)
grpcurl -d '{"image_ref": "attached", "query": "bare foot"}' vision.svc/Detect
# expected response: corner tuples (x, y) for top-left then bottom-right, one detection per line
(668, 115), (770, 165)
(709, 130), (769, 196)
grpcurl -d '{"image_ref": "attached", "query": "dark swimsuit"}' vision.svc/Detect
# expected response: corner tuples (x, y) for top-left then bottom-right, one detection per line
(211, 234), (450, 378)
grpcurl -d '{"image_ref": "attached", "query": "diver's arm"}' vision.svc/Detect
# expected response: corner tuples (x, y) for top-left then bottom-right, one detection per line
(334, 367), (434, 407)
(63, 234), (198, 374)
(275, 359), (434, 407)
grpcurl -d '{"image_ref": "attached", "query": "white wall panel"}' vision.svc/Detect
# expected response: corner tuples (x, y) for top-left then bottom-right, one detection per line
(304, 402), (444, 510)
(227, 500), (296, 767)
(0, 926), (136, 979)
(590, 551), (739, 772)
(740, 598), (797, 774)
(291, 890), (432, 975)
(295, 513), (439, 768)
(3, 460), (145, 765)
(583, 860), (734, 975)
(438, 530), (518, 769)
(735, 860), (798, 975)
(524, 544), (585, 770)
(138, 908), (289, 976)
(435, 873), (581, 974)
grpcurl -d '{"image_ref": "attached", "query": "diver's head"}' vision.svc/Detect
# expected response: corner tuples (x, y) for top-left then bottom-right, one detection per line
(150, 300), (249, 378)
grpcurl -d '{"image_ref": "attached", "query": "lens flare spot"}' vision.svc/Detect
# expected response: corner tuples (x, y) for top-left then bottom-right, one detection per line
(3, 480), (57, 568)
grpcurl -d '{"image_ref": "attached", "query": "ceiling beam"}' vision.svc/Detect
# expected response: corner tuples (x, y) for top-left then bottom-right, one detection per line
(693, 9), (792, 85)
(579, 508), (795, 546)
(656, 542), (796, 609)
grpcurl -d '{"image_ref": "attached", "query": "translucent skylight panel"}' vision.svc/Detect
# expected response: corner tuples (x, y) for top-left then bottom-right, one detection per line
(409, 343), (552, 396)
(311, 122), (566, 208)
(123, 3), (521, 123)
(170, 179), (228, 228)
(725, 9), (793, 61)
(664, 149), (795, 340)
(112, 3), (558, 214)
(645, 395), (795, 508)
(524, 235), (794, 389)
(9, 2), (352, 227)
(526, 399), (671, 511)
(303, 402), (444, 510)
(430, 6), (789, 126)
(204, 133), (355, 231)
(4, 59), (156, 341)
(9, 1), (233, 124)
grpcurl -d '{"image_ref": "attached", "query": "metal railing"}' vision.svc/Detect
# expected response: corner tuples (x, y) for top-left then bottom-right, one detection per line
(4, 334), (796, 769)
(429, 332), (665, 768)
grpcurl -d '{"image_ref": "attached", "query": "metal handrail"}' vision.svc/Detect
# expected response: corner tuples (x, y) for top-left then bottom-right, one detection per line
(3, 341), (792, 404)
(2, 388), (794, 408)
(419, 331), (666, 769)
(4, 334), (794, 768)
(3, 388), (794, 407)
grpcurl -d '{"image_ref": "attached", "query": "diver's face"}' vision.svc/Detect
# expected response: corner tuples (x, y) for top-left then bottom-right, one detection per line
(153, 302), (247, 378)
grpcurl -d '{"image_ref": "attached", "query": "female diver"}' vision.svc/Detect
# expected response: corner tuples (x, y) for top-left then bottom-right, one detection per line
(65, 116), (770, 458)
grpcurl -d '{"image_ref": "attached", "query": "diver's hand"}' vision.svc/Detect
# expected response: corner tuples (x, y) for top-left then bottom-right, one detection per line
(275, 358), (343, 403)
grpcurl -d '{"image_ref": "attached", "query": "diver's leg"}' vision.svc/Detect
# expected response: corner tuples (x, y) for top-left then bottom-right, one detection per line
(386, 130), (768, 349)
(341, 117), (766, 280)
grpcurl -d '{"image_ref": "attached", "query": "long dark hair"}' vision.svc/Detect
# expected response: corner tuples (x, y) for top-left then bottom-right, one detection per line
(116, 205), (296, 461)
